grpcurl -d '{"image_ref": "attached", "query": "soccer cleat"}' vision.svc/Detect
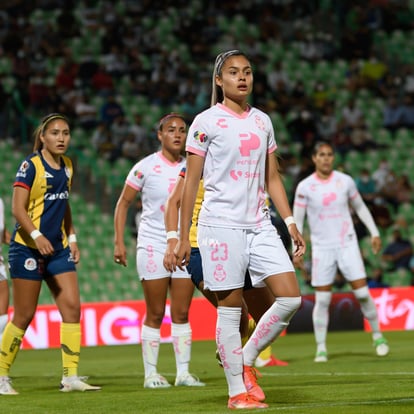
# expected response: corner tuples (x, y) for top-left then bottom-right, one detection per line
(228, 392), (269, 409)
(0, 376), (18, 395)
(143, 373), (171, 389)
(255, 354), (289, 367)
(243, 365), (265, 402)
(314, 351), (328, 363)
(374, 337), (390, 357)
(60, 376), (101, 392)
(175, 372), (205, 386)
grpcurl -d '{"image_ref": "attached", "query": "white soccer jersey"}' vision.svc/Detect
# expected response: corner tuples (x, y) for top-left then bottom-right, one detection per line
(186, 103), (276, 229)
(293, 170), (359, 248)
(125, 151), (186, 248)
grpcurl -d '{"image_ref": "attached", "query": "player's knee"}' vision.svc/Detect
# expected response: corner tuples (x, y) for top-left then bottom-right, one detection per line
(353, 286), (370, 301)
(315, 291), (332, 309)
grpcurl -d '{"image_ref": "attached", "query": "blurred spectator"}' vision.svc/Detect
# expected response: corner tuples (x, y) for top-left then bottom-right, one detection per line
(91, 65), (115, 94)
(382, 228), (413, 271)
(55, 53), (79, 91)
(372, 159), (394, 195)
(267, 61), (291, 94)
(359, 51), (388, 93)
(99, 93), (124, 126)
(400, 94), (414, 129)
(349, 118), (379, 151)
(316, 101), (339, 140)
(74, 93), (98, 131)
(355, 168), (378, 207)
(339, 98), (364, 132)
(382, 95), (404, 132)
(367, 268), (389, 289)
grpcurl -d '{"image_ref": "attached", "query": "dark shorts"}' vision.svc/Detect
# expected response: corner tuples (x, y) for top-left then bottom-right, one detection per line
(187, 247), (253, 291)
(8, 241), (76, 281)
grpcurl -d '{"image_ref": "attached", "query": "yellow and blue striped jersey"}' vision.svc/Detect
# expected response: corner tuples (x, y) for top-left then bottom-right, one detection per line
(12, 151), (73, 250)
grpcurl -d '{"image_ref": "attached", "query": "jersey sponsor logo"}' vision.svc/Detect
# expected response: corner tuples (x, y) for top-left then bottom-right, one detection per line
(216, 118), (228, 128)
(24, 258), (37, 271)
(44, 191), (69, 201)
(239, 132), (260, 156)
(322, 192), (337, 206)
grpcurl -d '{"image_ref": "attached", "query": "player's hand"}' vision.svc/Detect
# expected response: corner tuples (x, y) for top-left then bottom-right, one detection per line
(371, 236), (381, 255)
(69, 241), (80, 264)
(35, 235), (55, 257)
(288, 224), (306, 257)
(163, 238), (178, 272)
(174, 239), (191, 271)
(114, 243), (127, 266)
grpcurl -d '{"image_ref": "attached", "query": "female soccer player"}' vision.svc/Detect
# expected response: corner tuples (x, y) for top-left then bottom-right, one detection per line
(175, 50), (305, 409)
(163, 168), (289, 368)
(0, 113), (100, 395)
(293, 141), (389, 362)
(113, 113), (204, 389)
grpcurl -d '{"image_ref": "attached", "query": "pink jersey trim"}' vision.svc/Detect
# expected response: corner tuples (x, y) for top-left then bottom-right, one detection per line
(156, 151), (184, 166)
(125, 180), (141, 192)
(312, 171), (334, 183)
(186, 146), (205, 157)
(217, 103), (250, 119)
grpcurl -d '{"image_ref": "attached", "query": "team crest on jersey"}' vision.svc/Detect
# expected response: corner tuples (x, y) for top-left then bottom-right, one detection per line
(24, 258), (37, 271)
(193, 131), (207, 145)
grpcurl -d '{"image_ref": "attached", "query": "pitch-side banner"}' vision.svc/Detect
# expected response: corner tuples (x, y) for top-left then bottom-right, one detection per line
(8, 287), (414, 349)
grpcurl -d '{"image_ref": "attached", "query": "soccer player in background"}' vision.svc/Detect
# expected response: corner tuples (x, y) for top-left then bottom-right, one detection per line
(293, 141), (389, 362)
(0, 113), (101, 395)
(113, 114), (204, 389)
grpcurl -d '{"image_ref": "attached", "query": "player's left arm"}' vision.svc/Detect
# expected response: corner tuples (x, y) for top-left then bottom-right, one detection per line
(64, 202), (80, 263)
(350, 191), (381, 254)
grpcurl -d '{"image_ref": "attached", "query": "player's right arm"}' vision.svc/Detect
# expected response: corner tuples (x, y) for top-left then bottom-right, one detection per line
(114, 184), (138, 266)
(163, 171), (185, 272)
(175, 154), (203, 270)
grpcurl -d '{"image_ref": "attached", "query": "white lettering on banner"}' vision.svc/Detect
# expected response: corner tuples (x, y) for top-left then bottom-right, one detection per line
(100, 306), (141, 345)
(24, 311), (49, 348)
(374, 289), (414, 329)
(84, 308), (98, 346)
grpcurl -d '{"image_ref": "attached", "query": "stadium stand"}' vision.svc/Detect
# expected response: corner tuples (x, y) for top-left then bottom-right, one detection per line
(0, 1), (413, 303)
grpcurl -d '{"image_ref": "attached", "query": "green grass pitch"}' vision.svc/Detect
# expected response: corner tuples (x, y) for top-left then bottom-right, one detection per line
(3, 330), (414, 413)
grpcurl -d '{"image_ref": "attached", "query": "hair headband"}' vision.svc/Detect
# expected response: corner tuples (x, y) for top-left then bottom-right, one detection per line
(214, 49), (242, 76)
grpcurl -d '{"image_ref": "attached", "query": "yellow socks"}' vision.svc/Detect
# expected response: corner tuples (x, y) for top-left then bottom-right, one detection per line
(61, 322), (81, 377)
(0, 322), (25, 376)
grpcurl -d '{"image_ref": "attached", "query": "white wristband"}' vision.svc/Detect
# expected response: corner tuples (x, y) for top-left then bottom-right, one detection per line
(30, 229), (42, 240)
(166, 231), (178, 240)
(284, 216), (296, 227)
(68, 234), (77, 243)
